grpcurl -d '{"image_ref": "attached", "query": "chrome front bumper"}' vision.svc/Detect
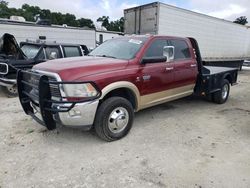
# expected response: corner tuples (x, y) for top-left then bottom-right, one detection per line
(18, 69), (101, 130)
(0, 77), (16, 87)
(54, 100), (99, 128)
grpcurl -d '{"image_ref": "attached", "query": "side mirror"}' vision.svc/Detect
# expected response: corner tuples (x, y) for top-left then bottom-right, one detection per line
(163, 46), (174, 62)
(141, 56), (167, 64)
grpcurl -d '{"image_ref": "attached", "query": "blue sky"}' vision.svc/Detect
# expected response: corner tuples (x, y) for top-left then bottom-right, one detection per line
(9, 0), (250, 24)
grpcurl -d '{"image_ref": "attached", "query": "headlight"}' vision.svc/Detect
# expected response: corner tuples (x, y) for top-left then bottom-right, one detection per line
(62, 83), (98, 98)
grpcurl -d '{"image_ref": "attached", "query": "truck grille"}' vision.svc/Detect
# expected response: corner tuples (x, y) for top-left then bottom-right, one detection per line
(21, 71), (61, 103)
(18, 69), (102, 129)
(0, 63), (8, 74)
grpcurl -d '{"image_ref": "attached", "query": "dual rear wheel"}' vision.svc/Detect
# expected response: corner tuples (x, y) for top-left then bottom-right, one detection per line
(212, 79), (230, 104)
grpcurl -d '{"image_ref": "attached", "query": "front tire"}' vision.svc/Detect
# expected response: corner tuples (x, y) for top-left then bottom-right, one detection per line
(212, 79), (230, 104)
(94, 97), (134, 142)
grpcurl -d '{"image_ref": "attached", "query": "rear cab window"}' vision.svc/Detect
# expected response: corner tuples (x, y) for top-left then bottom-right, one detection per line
(63, 46), (82, 57)
(21, 44), (41, 59)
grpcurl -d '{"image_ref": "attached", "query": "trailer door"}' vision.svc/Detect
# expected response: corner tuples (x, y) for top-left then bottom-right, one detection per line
(124, 2), (158, 35)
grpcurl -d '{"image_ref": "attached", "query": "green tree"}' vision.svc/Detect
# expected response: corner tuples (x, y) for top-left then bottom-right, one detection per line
(0, 1), (95, 28)
(97, 16), (124, 32)
(0, 0), (10, 18)
(97, 16), (110, 29)
(234, 16), (248, 25)
(0, 0), (7, 6)
(40, 9), (51, 20)
(77, 18), (95, 28)
(63, 13), (77, 26)
(21, 4), (41, 21)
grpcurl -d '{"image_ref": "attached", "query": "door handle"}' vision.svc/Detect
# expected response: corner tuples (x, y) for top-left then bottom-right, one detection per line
(166, 67), (174, 71)
(190, 64), (197, 67)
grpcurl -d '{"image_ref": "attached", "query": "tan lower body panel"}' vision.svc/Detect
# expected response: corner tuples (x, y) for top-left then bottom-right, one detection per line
(138, 84), (195, 110)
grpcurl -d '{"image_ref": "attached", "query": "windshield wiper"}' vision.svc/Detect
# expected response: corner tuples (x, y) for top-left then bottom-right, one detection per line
(93, 55), (117, 59)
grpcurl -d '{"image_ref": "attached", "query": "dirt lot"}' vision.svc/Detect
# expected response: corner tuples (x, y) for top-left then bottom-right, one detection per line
(0, 68), (250, 188)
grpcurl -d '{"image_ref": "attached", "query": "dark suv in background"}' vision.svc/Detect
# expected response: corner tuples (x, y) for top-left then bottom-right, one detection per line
(0, 33), (89, 97)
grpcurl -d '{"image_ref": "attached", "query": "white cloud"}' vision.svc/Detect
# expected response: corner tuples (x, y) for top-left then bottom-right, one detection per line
(101, 0), (111, 12)
(189, 0), (250, 23)
(208, 4), (246, 19)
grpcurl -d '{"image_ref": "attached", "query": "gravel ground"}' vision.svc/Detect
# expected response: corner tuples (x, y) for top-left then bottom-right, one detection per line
(0, 68), (250, 188)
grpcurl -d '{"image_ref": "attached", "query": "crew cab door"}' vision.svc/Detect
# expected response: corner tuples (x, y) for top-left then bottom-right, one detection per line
(168, 39), (198, 89)
(140, 38), (175, 108)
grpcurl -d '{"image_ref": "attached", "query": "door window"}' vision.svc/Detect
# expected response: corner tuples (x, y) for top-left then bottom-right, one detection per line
(63, 46), (81, 57)
(169, 39), (191, 60)
(45, 46), (61, 60)
(144, 39), (167, 57)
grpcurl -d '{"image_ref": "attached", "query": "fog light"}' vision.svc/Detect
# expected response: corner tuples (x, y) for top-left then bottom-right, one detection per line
(68, 109), (81, 117)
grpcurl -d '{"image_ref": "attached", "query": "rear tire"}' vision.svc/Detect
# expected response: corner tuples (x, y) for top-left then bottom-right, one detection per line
(212, 79), (230, 104)
(1, 85), (18, 98)
(94, 97), (134, 142)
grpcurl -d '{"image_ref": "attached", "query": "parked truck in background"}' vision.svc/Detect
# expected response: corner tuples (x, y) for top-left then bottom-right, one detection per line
(0, 18), (124, 48)
(0, 33), (86, 97)
(17, 35), (238, 141)
(124, 2), (250, 70)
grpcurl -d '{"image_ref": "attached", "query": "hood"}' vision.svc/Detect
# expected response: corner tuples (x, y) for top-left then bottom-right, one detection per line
(0, 33), (27, 60)
(34, 56), (129, 81)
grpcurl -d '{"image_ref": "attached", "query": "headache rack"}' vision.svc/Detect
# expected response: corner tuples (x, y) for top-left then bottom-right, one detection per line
(17, 70), (101, 130)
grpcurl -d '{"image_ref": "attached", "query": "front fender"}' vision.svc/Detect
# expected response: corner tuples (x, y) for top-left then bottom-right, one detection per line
(100, 81), (141, 111)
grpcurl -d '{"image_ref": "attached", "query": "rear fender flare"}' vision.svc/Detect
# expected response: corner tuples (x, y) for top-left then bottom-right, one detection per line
(223, 73), (232, 85)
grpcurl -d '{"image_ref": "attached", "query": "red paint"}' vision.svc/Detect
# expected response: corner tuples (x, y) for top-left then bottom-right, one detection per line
(34, 36), (198, 96)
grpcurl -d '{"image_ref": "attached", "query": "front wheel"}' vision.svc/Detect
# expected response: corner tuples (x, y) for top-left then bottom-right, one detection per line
(94, 97), (134, 142)
(212, 79), (230, 104)
(1, 85), (18, 98)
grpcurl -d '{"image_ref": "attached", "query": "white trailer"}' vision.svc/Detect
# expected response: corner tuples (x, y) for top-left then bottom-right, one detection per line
(124, 2), (250, 69)
(0, 19), (96, 49)
(96, 30), (123, 45)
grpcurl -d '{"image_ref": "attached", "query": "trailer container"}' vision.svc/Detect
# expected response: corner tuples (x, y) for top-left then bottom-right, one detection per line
(124, 2), (250, 69)
(0, 18), (96, 49)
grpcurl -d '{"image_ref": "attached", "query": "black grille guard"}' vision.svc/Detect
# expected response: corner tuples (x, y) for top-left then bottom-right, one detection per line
(17, 70), (102, 130)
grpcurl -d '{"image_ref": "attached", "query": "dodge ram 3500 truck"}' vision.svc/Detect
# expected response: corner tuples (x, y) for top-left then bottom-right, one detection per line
(17, 35), (238, 141)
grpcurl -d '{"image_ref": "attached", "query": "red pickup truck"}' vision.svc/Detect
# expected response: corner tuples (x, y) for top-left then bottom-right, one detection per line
(17, 35), (238, 141)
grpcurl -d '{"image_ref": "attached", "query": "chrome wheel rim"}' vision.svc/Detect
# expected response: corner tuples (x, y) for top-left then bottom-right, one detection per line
(108, 107), (129, 134)
(222, 84), (229, 100)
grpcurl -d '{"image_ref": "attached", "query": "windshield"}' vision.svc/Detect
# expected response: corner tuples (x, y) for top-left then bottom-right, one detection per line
(89, 37), (147, 60)
(21, 44), (41, 59)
